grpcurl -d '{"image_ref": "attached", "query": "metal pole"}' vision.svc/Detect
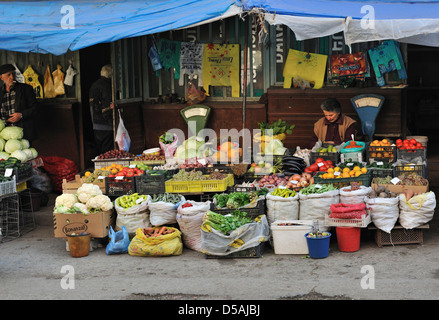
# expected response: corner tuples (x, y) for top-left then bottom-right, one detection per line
(111, 43), (117, 150)
(242, 15), (248, 131)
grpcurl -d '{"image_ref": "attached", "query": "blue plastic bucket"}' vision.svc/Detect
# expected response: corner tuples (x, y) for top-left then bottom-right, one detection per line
(305, 232), (331, 259)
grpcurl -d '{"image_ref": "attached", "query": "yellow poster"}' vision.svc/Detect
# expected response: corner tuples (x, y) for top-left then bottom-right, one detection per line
(22, 65), (44, 99)
(283, 49), (328, 89)
(202, 43), (240, 97)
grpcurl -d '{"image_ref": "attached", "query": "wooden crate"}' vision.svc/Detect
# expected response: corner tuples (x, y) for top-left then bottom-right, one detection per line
(62, 175), (106, 194)
(369, 223), (429, 247)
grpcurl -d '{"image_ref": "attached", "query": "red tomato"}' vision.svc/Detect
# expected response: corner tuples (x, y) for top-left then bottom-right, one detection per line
(396, 139), (402, 145)
(409, 139), (417, 145)
(325, 160), (333, 166)
(315, 158), (324, 163)
(403, 139), (410, 145)
(319, 165), (328, 172)
(309, 164), (319, 172)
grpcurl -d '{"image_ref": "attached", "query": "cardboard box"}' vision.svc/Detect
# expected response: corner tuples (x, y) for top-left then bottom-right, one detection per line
(62, 175), (105, 194)
(371, 181), (429, 194)
(53, 210), (115, 238)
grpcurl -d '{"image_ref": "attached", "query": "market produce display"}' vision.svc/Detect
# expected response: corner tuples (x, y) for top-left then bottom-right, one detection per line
(97, 149), (134, 159)
(54, 184), (113, 214)
(270, 187), (296, 198)
(299, 183), (337, 195)
(306, 231), (330, 238)
(140, 226), (175, 237)
(150, 193), (183, 204)
(0, 121), (38, 162)
(395, 138), (425, 150)
(116, 193), (148, 209)
(133, 153), (166, 162)
(202, 210), (253, 235)
(315, 145), (337, 153)
(304, 158), (334, 173)
(212, 191), (259, 209)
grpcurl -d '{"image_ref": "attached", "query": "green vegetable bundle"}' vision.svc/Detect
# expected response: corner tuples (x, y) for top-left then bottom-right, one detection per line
(203, 210), (253, 234)
(151, 193), (183, 204)
(299, 184), (337, 195)
(213, 191), (258, 209)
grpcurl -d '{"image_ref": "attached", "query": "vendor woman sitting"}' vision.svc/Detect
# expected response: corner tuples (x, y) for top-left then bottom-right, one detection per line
(309, 98), (358, 148)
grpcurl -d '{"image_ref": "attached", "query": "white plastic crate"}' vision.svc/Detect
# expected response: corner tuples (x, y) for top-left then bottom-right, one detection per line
(270, 220), (313, 254)
(340, 151), (364, 163)
(0, 178), (16, 196)
(324, 212), (371, 228)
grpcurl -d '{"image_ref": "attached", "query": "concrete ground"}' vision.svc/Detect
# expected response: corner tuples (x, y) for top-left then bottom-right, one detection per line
(1, 189), (439, 303)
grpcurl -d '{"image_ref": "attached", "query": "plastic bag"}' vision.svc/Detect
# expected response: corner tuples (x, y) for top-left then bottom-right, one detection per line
(149, 195), (185, 226)
(365, 196), (399, 233)
(115, 195), (151, 234)
(283, 49), (327, 89)
(115, 110), (131, 152)
(298, 189), (339, 227)
(176, 200), (210, 252)
(52, 64), (65, 96)
(266, 192), (299, 224)
(186, 81), (206, 106)
(12, 63), (25, 84)
(23, 65), (43, 99)
(42, 156), (79, 193)
(128, 227), (183, 256)
(159, 132), (179, 159)
(399, 191), (436, 229)
(106, 226), (130, 255)
(44, 64), (56, 98)
(339, 185), (372, 204)
(201, 214), (270, 256)
(64, 64), (78, 86)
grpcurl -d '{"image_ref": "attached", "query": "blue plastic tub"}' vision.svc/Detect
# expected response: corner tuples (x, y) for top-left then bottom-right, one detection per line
(305, 232), (331, 259)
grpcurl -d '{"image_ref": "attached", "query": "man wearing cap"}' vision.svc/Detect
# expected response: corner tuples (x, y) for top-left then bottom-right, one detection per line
(0, 63), (37, 141)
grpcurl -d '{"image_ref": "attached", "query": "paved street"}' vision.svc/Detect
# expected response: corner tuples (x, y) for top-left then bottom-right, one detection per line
(1, 191), (439, 306)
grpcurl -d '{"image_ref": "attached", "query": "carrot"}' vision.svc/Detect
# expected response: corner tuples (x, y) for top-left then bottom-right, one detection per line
(157, 226), (167, 235)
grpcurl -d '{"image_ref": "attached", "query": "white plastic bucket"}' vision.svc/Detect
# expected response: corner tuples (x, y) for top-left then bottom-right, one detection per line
(271, 220), (313, 254)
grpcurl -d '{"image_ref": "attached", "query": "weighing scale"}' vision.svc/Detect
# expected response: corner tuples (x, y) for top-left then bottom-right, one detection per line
(180, 104), (211, 136)
(351, 94), (385, 141)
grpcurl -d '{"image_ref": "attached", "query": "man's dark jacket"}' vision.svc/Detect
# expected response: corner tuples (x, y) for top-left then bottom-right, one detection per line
(0, 82), (37, 141)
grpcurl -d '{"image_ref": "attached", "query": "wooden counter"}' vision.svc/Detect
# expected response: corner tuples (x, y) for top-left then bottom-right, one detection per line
(267, 86), (407, 149)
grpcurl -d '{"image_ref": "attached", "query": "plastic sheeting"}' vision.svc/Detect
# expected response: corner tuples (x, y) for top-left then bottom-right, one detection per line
(243, 0), (439, 47)
(0, 0), (240, 55)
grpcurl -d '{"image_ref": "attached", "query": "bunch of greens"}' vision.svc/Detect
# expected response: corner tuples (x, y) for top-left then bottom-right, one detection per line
(159, 132), (175, 144)
(299, 184), (337, 195)
(257, 119), (295, 136)
(213, 191), (259, 209)
(203, 210), (253, 234)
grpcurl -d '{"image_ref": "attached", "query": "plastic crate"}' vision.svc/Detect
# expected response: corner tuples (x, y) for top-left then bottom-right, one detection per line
(165, 174), (234, 193)
(393, 163), (427, 179)
(366, 143), (397, 163)
(209, 199), (266, 219)
(313, 172), (371, 188)
(135, 170), (172, 195)
(396, 148), (427, 161)
(204, 164), (235, 175)
(0, 162), (33, 183)
(310, 151), (340, 164)
(105, 177), (136, 197)
(324, 212), (371, 228)
(205, 242), (265, 259)
(92, 157), (133, 169)
(227, 185), (258, 193)
(340, 151), (365, 163)
(370, 224), (428, 247)
(0, 178), (16, 196)
(368, 167), (394, 179)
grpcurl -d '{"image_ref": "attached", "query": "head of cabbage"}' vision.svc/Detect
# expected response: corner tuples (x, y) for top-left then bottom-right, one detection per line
(5, 139), (22, 154)
(0, 126), (23, 140)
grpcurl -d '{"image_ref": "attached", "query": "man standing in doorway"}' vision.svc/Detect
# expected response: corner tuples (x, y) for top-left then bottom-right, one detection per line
(0, 63), (37, 142)
(89, 64), (114, 155)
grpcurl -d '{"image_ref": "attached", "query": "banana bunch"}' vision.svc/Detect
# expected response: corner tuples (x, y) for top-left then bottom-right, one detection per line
(271, 187), (296, 198)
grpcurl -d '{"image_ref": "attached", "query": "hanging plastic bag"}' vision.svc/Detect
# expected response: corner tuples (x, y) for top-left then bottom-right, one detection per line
(283, 49), (328, 89)
(106, 226), (130, 255)
(148, 42), (163, 72)
(186, 81), (206, 106)
(115, 110), (131, 152)
(12, 63), (25, 84)
(23, 65), (43, 99)
(52, 64), (65, 96)
(64, 64), (78, 86)
(44, 64), (56, 98)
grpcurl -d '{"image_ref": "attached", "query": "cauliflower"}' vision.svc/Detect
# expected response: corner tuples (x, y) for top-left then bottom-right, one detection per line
(54, 193), (77, 210)
(76, 183), (102, 203)
(71, 202), (89, 214)
(54, 205), (75, 214)
(86, 194), (113, 213)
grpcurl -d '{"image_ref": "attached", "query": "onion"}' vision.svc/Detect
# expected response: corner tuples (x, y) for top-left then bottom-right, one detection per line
(303, 173), (312, 181)
(291, 174), (301, 181)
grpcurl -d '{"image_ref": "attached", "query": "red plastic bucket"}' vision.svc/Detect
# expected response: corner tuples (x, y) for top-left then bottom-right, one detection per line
(336, 227), (361, 252)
